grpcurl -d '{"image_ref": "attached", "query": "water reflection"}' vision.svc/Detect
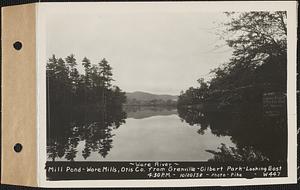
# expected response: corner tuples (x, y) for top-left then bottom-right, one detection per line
(47, 106), (126, 161)
(124, 105), (177, 119)
(177, 105), (287, 162)
(47, 104), (286, 162)
(47, 106), (179, 161)
(47, 105), (233, 161)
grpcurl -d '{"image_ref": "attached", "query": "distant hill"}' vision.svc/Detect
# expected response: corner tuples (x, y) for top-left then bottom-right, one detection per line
(126, 91), (178, 101)
(125, 91), (178, 106)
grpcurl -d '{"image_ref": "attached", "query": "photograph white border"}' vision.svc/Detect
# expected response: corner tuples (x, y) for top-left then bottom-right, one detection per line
(36, 1), (298, 187)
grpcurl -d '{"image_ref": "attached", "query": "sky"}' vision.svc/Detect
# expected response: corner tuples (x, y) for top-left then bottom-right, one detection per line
(44, 3), (233, 95)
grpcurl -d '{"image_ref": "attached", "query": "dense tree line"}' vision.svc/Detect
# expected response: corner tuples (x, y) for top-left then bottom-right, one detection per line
(126, 98), (177, 106)
(46, 54), (127, 138)
(178, 11), (287, 112)
(177, 12), (287, 162)
(47, 54), (127, 160)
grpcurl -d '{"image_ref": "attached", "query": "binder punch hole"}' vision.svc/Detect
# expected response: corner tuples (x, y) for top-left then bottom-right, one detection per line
(13, 41), (22, 50)
(14, 143), (23, 153)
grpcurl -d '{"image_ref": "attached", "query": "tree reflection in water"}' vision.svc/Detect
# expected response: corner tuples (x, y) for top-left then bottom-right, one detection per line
(177, 104), (287, 162)
(47, 107), (126, 161)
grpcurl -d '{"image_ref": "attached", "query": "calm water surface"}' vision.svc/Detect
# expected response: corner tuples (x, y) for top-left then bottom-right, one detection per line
(47, 107), (235, 161)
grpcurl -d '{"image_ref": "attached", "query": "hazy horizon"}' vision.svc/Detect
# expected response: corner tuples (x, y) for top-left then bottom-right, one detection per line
(45, 3), (233, 95)
(126, 90), (179, 96)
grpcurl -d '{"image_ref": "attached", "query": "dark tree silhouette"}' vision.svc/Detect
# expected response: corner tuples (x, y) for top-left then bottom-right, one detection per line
(177, 12), (287, 162)
(46, 54), (127, 161)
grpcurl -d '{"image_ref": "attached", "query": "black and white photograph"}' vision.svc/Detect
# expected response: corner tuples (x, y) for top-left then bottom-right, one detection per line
(39, 2), (297, 185)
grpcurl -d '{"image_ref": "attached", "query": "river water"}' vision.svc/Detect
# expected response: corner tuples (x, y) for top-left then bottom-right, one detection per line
(47, 107), (235, 161)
